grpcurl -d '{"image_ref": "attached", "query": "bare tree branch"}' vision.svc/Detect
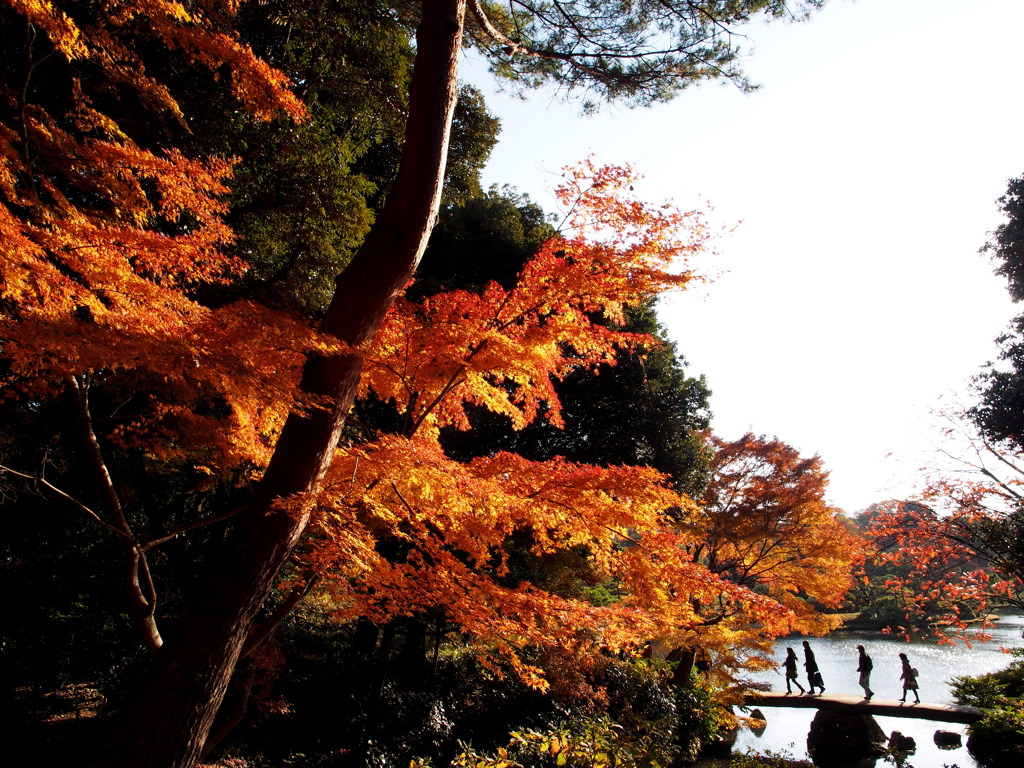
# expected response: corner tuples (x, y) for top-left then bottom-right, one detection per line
(68, 375), (163, 655)
(143, 506), (244, 550)
(0, 462), (129, 540)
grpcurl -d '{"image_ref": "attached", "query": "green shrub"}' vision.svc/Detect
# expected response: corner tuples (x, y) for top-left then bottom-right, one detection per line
(973, 703), (1024, 739)
(409, 665), (732, 768)
(413, 713), (670, 768)
(967, 704), (1024, 766)
(951, 653), (1024, 767)
(950, 673), (1009, 709)
(673, 674), (727, 762)
(951, 650), (1024, 709)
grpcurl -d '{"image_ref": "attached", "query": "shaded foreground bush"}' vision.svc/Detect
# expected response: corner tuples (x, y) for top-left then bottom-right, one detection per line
(951, 649), (1024, 767)
(20, 601), (728, 767)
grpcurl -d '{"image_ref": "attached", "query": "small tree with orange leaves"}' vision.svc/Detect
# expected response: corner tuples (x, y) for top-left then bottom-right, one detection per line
(681, 432), (860, 669)
(1, 0), (309, 654)
(295, 162), (797, 684)
(863, 415), (1024, 639)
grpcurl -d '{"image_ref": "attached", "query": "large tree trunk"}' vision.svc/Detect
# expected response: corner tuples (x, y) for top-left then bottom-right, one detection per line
(94, 2), (466, 766)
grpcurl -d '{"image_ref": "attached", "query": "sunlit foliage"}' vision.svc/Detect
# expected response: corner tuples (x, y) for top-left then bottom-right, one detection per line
(864, 412), (1024, 639)
(687, 433), (860, 636)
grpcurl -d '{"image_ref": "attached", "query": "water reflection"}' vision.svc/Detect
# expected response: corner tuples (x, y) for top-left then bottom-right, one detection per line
(810, 756), (880, 768)
(731, 615), (1024, 768)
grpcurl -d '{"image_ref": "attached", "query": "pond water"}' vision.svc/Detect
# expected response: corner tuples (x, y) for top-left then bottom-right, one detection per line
(730, 615), (1024, 768)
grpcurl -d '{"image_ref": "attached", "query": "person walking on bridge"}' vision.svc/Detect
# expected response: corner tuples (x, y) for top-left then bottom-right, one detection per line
(802, 640), (825, 694)
(856, 644), (874, 700)
(899, 652), (920, 703)
(784, 647), (805, 694)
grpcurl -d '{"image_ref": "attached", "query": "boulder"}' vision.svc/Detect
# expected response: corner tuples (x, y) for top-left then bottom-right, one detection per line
(699, 726), (737, 759)
(747, 708), (766, 737)
(933, 730), (962, 749)
(807, 710), (887, 759)
(888, 731), (917, 753)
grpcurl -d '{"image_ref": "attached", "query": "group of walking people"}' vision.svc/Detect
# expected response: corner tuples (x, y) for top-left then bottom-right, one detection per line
(783, 641), (920, 702)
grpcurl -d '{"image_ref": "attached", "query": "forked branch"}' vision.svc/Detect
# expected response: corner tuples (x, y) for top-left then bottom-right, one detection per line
(68, 375), (163, 655)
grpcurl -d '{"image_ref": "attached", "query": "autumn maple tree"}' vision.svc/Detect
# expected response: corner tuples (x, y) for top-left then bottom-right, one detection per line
(302, 162), (795, 685)
(864, 415), (1024, 637)
(862, 170), (1024, 638)
(683, 433), (860, 659)
(1, 2), (828, 766)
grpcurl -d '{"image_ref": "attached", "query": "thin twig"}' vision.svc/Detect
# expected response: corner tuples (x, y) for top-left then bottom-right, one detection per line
(0, 463), (130, 541)
(143, 506), (244, 549)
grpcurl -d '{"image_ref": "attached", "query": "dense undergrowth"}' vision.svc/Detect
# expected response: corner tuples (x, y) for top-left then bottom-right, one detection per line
(10, 598), (733, 768)
(951, 649), (1024, 766)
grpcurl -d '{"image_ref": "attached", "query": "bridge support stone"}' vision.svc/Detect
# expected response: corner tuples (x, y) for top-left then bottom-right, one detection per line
(807, 710), (887, 760)
(933, 730), (962, 748)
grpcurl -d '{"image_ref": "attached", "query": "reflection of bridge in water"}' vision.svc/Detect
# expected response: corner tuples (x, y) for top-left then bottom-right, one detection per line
(743, 691), (983, 724)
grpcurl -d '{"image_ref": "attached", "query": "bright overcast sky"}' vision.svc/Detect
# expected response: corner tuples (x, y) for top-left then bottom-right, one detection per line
(461, 0), (1024, 513)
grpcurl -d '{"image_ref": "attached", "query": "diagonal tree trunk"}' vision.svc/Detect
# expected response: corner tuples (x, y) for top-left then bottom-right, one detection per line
(94, 2), (466, 765)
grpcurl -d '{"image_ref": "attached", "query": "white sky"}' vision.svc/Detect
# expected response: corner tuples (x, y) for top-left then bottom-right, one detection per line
(461, 0), (1024, 513)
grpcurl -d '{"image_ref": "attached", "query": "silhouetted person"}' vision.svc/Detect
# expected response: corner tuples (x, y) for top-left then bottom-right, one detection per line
(856, 644), (874, 700)
(784, 647), (805, 694)
(803, 640), (825, 694)
(899, 652), (920, 703)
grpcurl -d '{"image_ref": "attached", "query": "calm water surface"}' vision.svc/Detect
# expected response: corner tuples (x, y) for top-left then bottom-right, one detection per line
(731, 615), (1024, 768)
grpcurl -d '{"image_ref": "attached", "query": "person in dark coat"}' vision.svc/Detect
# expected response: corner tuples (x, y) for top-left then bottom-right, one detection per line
(856, 644), (874, 700)
(784, 647), (805, 694)
(899, 652), (920, 703)
(802, 640), (825, 694)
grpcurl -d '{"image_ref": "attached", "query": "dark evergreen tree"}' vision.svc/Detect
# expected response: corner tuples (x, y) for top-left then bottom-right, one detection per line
(973, 175), (1024, 449)
(440, 300), (712, 495)
(414, 185), (556, 295)
(185, 1), (502, 315)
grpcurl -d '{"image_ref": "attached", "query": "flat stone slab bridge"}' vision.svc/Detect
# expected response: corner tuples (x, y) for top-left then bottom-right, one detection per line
(743, 691), (983, 724)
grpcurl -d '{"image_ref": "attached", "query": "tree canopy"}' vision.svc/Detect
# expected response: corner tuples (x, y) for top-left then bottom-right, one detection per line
(687, 433), (858, 636)
(864, 413), (1024, 635)
(0, 2), (834, 765)
(309, 163), (826, 683)
(972, 174), (1024, 449)
(981, 175), (1024, 303)
(466, 0), (826, 108)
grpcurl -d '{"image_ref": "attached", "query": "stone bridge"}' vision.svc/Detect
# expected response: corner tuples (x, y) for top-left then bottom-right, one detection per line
(742, 691), (983, 724)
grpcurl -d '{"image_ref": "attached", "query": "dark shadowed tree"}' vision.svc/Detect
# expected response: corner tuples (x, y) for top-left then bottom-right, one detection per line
(972, 175), (1024, 449)
(414, 185), (556, 295)
(982, 176), (1024, 302)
